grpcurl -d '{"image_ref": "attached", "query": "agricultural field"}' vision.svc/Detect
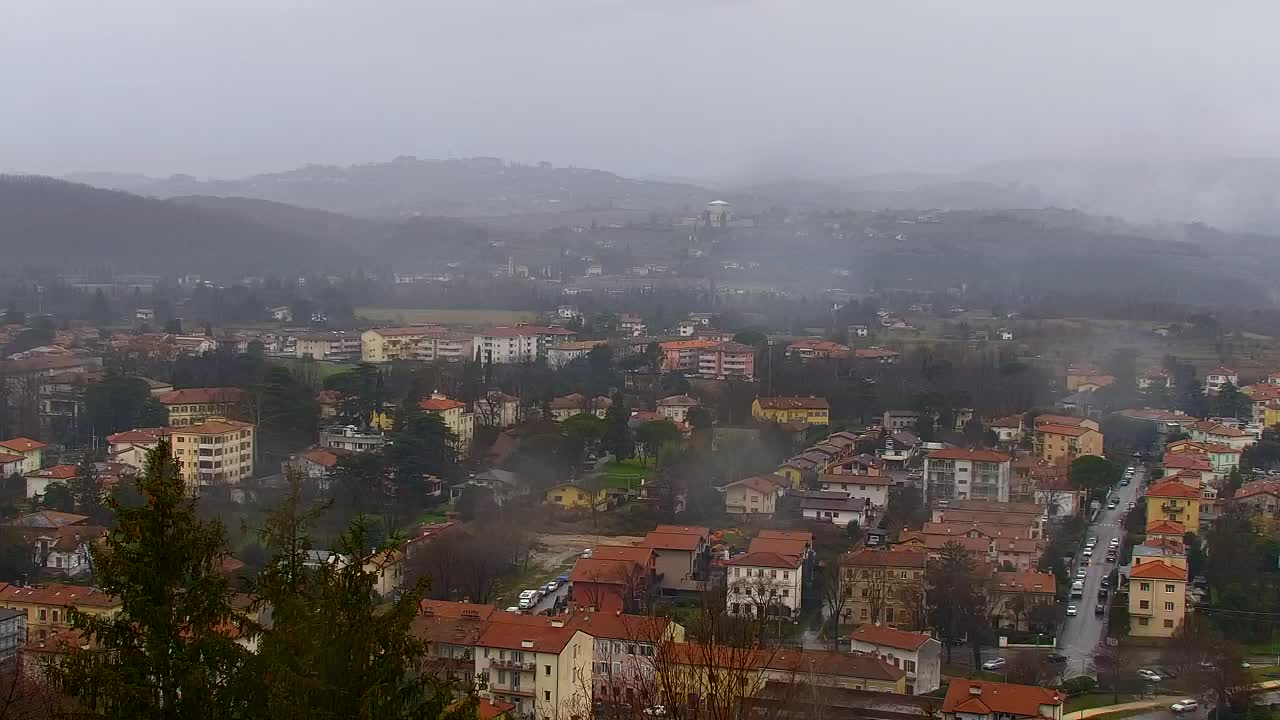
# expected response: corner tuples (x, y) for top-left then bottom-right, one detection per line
(354, 307), (539, 326)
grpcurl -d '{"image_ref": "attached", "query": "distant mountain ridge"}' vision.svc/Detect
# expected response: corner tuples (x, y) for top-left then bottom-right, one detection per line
(69, 156), (721, 220)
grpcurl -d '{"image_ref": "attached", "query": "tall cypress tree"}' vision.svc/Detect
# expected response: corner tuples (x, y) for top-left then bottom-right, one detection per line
(49, 440), (249, 718)
(602, 391), (633, 460)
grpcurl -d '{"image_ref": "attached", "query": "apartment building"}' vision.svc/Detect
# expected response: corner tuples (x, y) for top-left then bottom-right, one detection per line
(1144, 479), (1201, 527)
(785, 339), (850, 360)
(295, 331), (362, 360)
(657, 339), (719, 373)
(725, 551), (803, 619)
(1033, 415), (1104, 463)
(1187, 421), (1253, 451)
(751, 396), (830, 425)
(474, 615), (593, 720)
(0, 582), (118, 643)
(361, 326), (473, 363)
(169, 418), (255, 489)
(697, 341), (755, 378)
(547, 340), (606, 369)
(1128, 559), (1187, 638)
(922, 449), (1011, 505)
(420, 393), (475, 453)
(474, 326), (575, 364)
(586, 613), (683, 705)
(720, 474), (788, 516)
(319, 425), (386, 453)
(839, 548), (927, 628)
(656, 395), (700, 424)
(155, 387), (245, 427)
(0, 438), (47, 475)
(1235, 479), (1280, 516)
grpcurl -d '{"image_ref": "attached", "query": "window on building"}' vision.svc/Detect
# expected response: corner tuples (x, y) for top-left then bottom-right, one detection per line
(544, 691), (551, 701)
(1140, 582), (1151, 591)
(1140, 600), (1150, 609)
(905, 660), (916, 672)
(860, 608), (868, 620)
(1138, 617), (1150, 626)
(1165, 602), (1175, 611)
(1164, 619), (1175, 628)
(545, 665), (551, 676)
(1165, 584), (1176, 593)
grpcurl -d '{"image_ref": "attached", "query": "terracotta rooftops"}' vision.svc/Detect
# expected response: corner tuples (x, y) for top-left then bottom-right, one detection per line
(0, 438), (47, 453)
(840, 548), (927, 568)
(726, 551), (801, 569)
(992, 571), (1056, 594)
(1145, 519), (1186, 535)
(420, 396), (466, 411)
(1236, 479), (1280, 500)
(25, 465), (77, 480)
(1034, 414), (1088, 427)
(926, 448), (1010, 463)
(756, 396), (830, 410)
(0, 582), (117, 608)
(1145, 480), (1202, 499)
(942, 679), (1064, 716)
(723, 474), (789, 494)
(475, 614), (582, 652)
(155, 387), (244, 405)
(1035, 423), (1091, 437)
(173, 418), (252, 434)
(849, 624), (934, 651)
(369, 326), (446, 337)
(1130, 560), (1187, 580)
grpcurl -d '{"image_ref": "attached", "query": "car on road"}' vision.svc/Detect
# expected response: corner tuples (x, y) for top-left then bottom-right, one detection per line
(1137, 669), (1162, 682)
(544, 581), (559, 593)
(1087, 536), (1098, 547)
(1095, 603), (1106, 616)
(1108, 500), (1118, 509)
(1121, 478), (1130, 486)
(518, 589), (538, 609)
(1066, 605), (1078, 616)
(1076, 568), (1087, 579)
(1082, 548), (1093, 559)
(1171, 700), (1199, 713)
(1110, 537), (1120, 546)
(557, 573), (570, 583)
(1106, 553), (1117, 563)
(1098, 588), (1108, 600)
(1047, 653), (1069, 664)
(1128, 502), (1136, 510)
(981, 657), (1007, 671)
(1101, 577), (1110, 589)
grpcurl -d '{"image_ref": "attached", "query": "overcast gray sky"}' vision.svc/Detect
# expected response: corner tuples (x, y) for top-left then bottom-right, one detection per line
(3, 0), (1278, 183)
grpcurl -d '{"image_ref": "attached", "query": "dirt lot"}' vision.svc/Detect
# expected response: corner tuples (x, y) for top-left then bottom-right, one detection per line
(530, 532), (645, 569)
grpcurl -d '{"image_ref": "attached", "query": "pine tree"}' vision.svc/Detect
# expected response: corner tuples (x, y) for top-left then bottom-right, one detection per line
(602, 391), (633, 460)
(49, 440), (249, 718)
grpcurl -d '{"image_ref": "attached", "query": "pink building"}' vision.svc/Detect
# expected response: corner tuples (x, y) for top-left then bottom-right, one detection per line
(697, 341), (755, 378)
(658, 339), (721, 372)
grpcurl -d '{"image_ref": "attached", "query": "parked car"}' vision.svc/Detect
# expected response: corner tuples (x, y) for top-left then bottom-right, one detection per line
(518, 590), (537, 609)
(1066, 605), (1078, 616)
(1047, 653), (1069, 664)
(1095, 603), (1106, 616)
(1137, 669), (1163, 682)
(545, 581), (559, 593)
(1082, 548), (1093, 559)
(981, 657), (1007, 671)
(1171, 700), (1199, 713)
(557, 573), (570, 583)
(581, 548), (593, 558)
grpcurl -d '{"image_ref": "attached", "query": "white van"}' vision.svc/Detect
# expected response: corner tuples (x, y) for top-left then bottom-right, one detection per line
(1070, 580), (1084, 599)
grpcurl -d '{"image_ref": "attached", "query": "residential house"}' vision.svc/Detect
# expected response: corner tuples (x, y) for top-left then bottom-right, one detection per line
(287, 447), (350, 489)
(420, 393), (475, 453)
(30, 524), (106, 578)
(817, 473), (891, 510)
(0, 582), (118, 642)
(854, 348), (901, 364)
(640, 526), (710, 594)
(570, 545), (657, 613)
(105, 428), (165, 469)
(0, 438), (46, 474)
(546, 340), (606, 369)
(319, 425), (386, 453)
(989, 571), (1056, 631)
(786, 339), (850, 360)
(797, 491), (869, 528)
(473, 615), (593, 719)
(585, 613), (683, 705)
(848, 624), (941, 695)
(545, 483), (606, 510)
(881, 411), (921, 433)
(1128, 559), (1187, 638)
(475, 391), (520, 428)
(661, 644), (906, 701)
(1241, 384), (1280, 423)
(168, 418), (255, 490)
(1066, 364), (1114, 392)
(1187, 421), (1253, 451)
(752, 396), (830, 426)
(155, 387), (245, 427)
(1166, 439), (1241, 477)
(748, 530), (815, 564)
(839, 549), (927, 628)
(1144, 519), (1185, 540)
(1235, 479), (1280, 516)
(295, 331), (362, 360)
(0, 453), (25, 482)
(412, 600), (495, 686)
(549, 393), (612, 421)
(922, 449), (1011, 506)
(1033, 416), (1104, 463)
(1204, 366), (1238, 394)
(720, 475), (788, 516)
(941, 680), (1064, 720)
(989, 416), (1024, 444)
(656, 395), (700, 424)
(725, 552), (804, 618)
(23, 464), (77, 500)
(697, 342), (755, 378)
(1145, 479), (1201, 527)
(474, 325), (576, 364)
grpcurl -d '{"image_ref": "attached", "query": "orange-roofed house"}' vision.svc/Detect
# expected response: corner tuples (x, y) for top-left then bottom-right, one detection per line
(155, 387), (245, 427)
(167, 418), (255, 490)
(923, 448), (1011, 505)
(289, 446), (351, 488)
(1187, 421), (1253, 451)
(570, 546), (657, 612)
(1204, 367), (1238, 395)
(838, 549), (927, 628)
(1033, 417), (1103, 464)
(1235, 479), (1280, 516)
(751, 396), (830, 426)
(0, 453), (25, 481)
(576, 611), (684, 702)
(720, 474), (788, 516)
(1166, 439), (1241, 477)
(786, 339), (850, 360)
(641, 526), (710, 593)
(726, 551), (803, 618)
(473, 614), (593, 719)
(1145, 519), (1185, 539)
(1128, 559), (1187, 638)
(1145, 479), (1202, 527)
(0, 438), (46, 474)
(23, 464), (78, 500)
(849, 624), (942, 694)
(420, 393), (475, 453)
(941, 679), (1064, 720)
(990, 571), (1056, 632)
(1242, 383), (1280, 423)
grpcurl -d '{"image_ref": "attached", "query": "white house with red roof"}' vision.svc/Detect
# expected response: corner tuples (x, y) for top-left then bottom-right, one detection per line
(1187, 420), (1253, 451)
(1204, 366), (1239, 395)
(420, 393), (475, 452)
(849, 624), (941, 694)
(719, 474), (788, 516)
(0, 438), (46, 474)
(23, 464), (78, 499)
(725, 550), (803, 618)
(942, 679), (1064, 720)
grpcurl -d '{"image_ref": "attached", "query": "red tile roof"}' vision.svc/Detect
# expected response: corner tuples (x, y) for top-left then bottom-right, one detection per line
(1034, 414), (1088, 427)
(942, 679), (1064, 717)
(841, 548), (927, 568)
(1035, 423), (1091, 437)
(747, 536), (810, 557)
(570, 558), (644, 586)
(1130, 560), (1187, 580)
(475, 615), (582, 653)
(1236, 479), (1280, 501)
(155, 387), (244, 406)
(590, 545), (654, 564)
(657, 395), (700, 407)
(756, 396), (830, 410)
(1162, 453), (1212, 472)
(926, 448), (1010, 463)
(0, 438), (46, 453)
(477, 699), (516, 720)
(0, 452), (26, 465)
(726, 551), (801, 569)
(1145, 480), (1202, 499)
(641, 531), (701, 552)
(1145, 519), (1186, 535)
(106, 428), (164, 445)
(0, 582), (117, 608)
(992, 571), (1056, 595)
(724, 474), (789, 494)
(849, 624), (934, 651)
(300, 447), (349, 468)
(25, 465), (77, 480)
(654, 524), (709, 537)
(420, 396), (466, 411)
(1190, 421), (1248, 437)
(571, 611), (671, 642)
(369, 326), (446, 337)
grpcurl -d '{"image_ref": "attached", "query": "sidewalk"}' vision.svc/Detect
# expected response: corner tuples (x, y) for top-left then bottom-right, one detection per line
(1072, 680), (1280, 719)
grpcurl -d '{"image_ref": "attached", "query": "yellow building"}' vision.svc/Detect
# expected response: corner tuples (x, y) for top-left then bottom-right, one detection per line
(168, 418), (255, 491)
(839, 548), (928, 628)
(545, 483), (606, 510)
(1033, 416), (1103, 464)
(1144, 479), (1201, 527)
(751, 396), (830, 425)
(155, 387), (245, 427)
(0, 582), (119, 642)
(1128, 559), (1187, 637)
(419, 394), (475, 454)
(361, 327), (471, 363)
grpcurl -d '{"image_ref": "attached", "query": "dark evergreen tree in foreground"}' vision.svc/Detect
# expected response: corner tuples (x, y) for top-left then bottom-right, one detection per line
(49, 440), (249, 718)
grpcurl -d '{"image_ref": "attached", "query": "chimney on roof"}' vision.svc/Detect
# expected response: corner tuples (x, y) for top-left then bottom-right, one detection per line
(969, 685), (982, 695)
(521, 640), (534, 648)
(551, 620), (565, 628)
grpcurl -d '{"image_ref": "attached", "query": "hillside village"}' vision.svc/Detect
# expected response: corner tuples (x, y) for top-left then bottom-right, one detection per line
(0, 286), (1273, 719)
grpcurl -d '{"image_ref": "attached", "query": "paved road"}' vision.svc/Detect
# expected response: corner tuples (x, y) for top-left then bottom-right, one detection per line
(1056, 463), (1146, 674)
(1119, 691), (1280, 720)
